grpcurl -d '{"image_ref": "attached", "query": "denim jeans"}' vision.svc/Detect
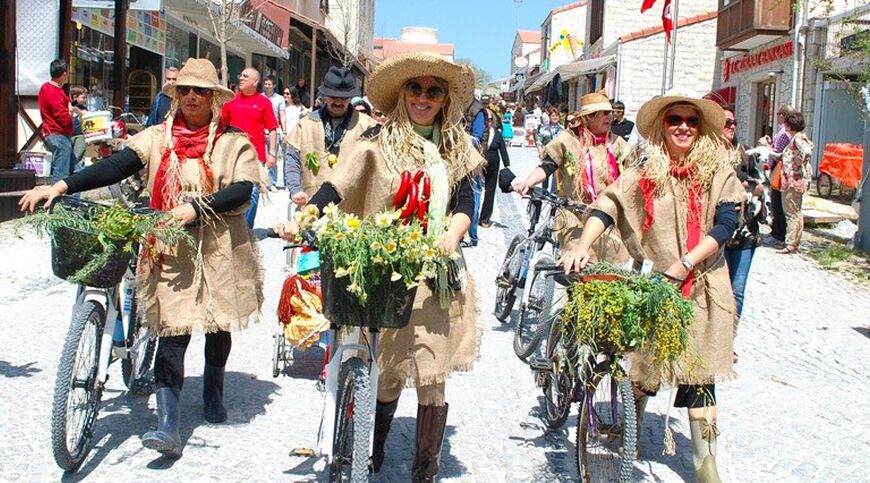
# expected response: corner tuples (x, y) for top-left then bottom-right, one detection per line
(244, 184), (260, 229)
(45, 134), (76, 183)
(469, 175), (483, 244)
(724, 246), (756, 322)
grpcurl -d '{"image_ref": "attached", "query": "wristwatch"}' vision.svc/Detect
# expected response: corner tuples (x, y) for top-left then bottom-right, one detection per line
(679, 256), (694, 272)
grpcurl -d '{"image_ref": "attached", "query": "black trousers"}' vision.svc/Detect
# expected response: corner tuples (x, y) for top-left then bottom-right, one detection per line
(478, 160), (500, 225)
(770, 189), (787, 242)
(154, 331), (232, 391)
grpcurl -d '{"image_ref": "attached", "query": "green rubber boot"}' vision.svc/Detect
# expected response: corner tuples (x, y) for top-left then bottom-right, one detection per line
(689, 417), (722, 483)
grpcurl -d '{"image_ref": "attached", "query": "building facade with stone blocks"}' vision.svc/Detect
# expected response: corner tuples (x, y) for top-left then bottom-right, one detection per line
(541, 1), (587, 73)
(323, 0), (375, 63)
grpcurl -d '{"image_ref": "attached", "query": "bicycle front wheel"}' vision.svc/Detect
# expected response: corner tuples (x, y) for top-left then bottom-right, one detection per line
(330, 357), (372, 483)
(576, 372), (637, 483)
(514, 256), (555, 361)
(542, 316), (572, 429)
(51, 300), (106, 472)
(494, 234), (524, 322)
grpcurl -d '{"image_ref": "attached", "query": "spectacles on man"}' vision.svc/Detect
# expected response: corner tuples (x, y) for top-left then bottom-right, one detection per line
(404, 81), (446, 101)
(176, 85), (210, 96)
(665, 114), (701, 128)
(724, 119), (737, 129)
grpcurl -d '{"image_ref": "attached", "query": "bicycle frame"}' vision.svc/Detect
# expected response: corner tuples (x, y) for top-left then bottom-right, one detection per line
(515, 198), (561, 316)
(316, 326), (381, 463)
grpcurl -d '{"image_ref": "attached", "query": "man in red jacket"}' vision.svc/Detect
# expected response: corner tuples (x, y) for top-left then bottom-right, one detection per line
(220, 67), (278, 228)
(38, 59), (75, 183)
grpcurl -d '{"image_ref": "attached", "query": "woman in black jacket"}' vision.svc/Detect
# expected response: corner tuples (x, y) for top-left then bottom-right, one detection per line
(478, 121), (510, 227)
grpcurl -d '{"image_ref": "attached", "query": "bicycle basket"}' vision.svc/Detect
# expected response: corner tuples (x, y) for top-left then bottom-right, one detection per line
(320, 257), (417, 329)
(49, 197), (132, 288)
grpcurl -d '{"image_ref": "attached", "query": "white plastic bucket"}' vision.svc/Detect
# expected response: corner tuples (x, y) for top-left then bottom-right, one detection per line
(18, 150), (52, 177)
(81, 110), (113, 143)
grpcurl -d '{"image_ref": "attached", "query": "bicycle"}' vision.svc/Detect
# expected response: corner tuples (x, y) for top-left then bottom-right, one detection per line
(268, 229), (416, 482)
(530, 266), (637, 482)
(47, 196), (156, 472)
(493, 187), (586, 361)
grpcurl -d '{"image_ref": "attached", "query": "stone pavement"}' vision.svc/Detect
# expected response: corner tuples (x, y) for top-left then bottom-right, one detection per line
(1, 146), (869, 482)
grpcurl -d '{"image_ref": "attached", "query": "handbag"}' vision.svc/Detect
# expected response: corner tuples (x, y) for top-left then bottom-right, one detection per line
(770, 161), (783, 191)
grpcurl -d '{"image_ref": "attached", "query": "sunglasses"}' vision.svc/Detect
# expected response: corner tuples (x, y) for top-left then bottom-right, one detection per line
(665, 114), (701, 128)
(404, 81), (446, 101)
(176, 85), (210, 96)
(724, 119), (737, 128)
(283, 91), (291, 95)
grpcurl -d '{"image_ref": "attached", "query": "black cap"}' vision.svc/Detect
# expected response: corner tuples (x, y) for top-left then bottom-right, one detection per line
(318, 66), (361, 98)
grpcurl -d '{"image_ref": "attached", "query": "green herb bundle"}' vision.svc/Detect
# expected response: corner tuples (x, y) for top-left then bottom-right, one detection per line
(561, 263), (695, 370)
(300, 204), (447, 305)
(21, 201), (195, 284)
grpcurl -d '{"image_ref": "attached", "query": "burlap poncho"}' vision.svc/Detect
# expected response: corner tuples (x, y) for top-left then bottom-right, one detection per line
(544, 130), (633, 263)
(126, 126), (267, 336)
(590, 166), (744, 388)
(286, 110), (375, 195)
(328, 138), (484, 388)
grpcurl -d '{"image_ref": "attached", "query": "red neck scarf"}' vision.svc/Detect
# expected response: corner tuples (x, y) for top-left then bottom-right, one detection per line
(639, 160), (703, 298)
(151, 114), (223, 210)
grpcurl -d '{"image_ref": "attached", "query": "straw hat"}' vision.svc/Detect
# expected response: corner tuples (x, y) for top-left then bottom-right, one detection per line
(635, 93), (725, 138)
(577, 91), (613, 117)
(162, 58), (235, 106)
(367, 52), (475, 115)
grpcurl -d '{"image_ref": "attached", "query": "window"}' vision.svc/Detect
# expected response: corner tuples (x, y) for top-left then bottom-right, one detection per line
(590, 0), (605, 46)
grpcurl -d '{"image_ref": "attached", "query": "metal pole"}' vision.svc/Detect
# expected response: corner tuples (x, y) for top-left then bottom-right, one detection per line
(668, 0), (679, 91)
(112, 0), (128, 111)
(310, 28), (317, 106)
(660, 38), (669, 95)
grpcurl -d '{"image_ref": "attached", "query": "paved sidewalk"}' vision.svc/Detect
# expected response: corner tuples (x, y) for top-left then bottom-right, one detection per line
(1, 146), (868, 481)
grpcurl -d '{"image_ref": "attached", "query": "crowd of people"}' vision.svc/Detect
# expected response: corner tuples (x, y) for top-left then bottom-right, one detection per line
(25, 52), (818, 482)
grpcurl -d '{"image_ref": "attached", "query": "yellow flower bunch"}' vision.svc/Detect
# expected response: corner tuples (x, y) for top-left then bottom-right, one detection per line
(312, 204), (447, 305)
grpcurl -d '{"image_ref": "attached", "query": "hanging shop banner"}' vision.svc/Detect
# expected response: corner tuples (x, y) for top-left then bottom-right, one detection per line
(722, 40), (793, 83)
(72, 8), (166, 55)
(73, 0), (163, 11)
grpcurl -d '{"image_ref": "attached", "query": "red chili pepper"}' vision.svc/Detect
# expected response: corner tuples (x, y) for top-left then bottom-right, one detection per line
(417, 198), (428, 221)
(399, 182), (418, 219)
(422, 176), (431, 200)
(413, 169), (425, 183)
(392, 170), (412, 208)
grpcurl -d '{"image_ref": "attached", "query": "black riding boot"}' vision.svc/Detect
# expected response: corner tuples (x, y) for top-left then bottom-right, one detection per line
(202, 364), (227, 423)
(142, 387), (183, 457)
(412, 404), (449, 483)
(370, 397), (400, 473)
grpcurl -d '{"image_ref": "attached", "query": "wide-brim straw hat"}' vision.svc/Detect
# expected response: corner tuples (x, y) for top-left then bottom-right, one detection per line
(367, 52), (476, 115)
(162, 58), (235, 106)
(636, 92), (725, 138)
(578, 91), (613, 117)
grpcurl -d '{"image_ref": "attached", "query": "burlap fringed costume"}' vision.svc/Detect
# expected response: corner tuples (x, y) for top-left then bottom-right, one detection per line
(590, 166), (745, 389)
(286, 110), (375, 195)
(328, 140), (484, 388)
(126, 127), (268, 336)
(544, 130), (633, 263)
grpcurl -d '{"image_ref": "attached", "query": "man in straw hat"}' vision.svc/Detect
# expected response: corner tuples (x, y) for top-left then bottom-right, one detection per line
(274, 51), (483, 482)
(21, 58), (267, 458)
(560, 92), (744, 483)
(513, 90), (633, 265)
(284, 66), (375, 207)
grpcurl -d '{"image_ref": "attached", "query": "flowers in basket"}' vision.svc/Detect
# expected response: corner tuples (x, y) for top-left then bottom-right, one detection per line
(561, 263), (696, 371)
(19, 200), (195, 284)
(298, 203), (449, 305)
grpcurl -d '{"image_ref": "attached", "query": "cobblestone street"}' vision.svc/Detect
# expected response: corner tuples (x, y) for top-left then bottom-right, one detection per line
(1, 146), (869, 482)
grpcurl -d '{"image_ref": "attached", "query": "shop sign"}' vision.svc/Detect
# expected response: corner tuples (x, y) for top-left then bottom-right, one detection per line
(73, 0), (163, 11)
(72, 7), (166, 55)
(722, 40), (793, 83)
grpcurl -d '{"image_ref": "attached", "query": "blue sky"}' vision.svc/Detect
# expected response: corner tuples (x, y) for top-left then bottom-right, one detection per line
(374, 0), (573, 80)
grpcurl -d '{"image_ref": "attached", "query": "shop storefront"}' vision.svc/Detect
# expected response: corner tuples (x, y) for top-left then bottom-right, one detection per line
(69, 7), (166, 117)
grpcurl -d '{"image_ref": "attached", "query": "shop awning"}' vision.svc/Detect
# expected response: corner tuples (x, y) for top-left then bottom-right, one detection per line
(558, 55), (616, 81)
(169, 0), (288, 59)
(704, 86), (737, 107)
(526, 69), (558, 92)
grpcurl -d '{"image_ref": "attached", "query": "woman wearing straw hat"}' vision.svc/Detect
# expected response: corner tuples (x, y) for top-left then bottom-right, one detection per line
(20, 58), (267, 458)
(512, 91), (633, 264)
(274, 51), (483, 482)
(559, 94), (744, 483)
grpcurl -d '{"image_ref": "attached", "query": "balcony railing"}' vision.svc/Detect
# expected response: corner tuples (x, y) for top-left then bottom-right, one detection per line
(717, 0), (793, 50)
(823, 3), (870, 60)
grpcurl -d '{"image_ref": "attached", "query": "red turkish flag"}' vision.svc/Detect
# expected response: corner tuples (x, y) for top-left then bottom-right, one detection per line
(662, 0), (674, 43)
(640, 0), (657, 13)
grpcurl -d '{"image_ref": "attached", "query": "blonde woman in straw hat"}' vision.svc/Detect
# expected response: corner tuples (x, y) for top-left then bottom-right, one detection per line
(512, 91), (633, 265)
(274, 51), (483, 482)
(559, 93), (744, 482)
(20, 58), (267, 458)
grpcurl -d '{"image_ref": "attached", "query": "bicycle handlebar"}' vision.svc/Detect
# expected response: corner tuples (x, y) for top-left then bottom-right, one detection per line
(523, 187), (587, 214)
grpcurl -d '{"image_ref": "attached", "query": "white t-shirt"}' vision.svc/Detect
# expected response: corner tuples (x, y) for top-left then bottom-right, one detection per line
(284, 104), (306, 135)
(265, 92), (285, 128)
